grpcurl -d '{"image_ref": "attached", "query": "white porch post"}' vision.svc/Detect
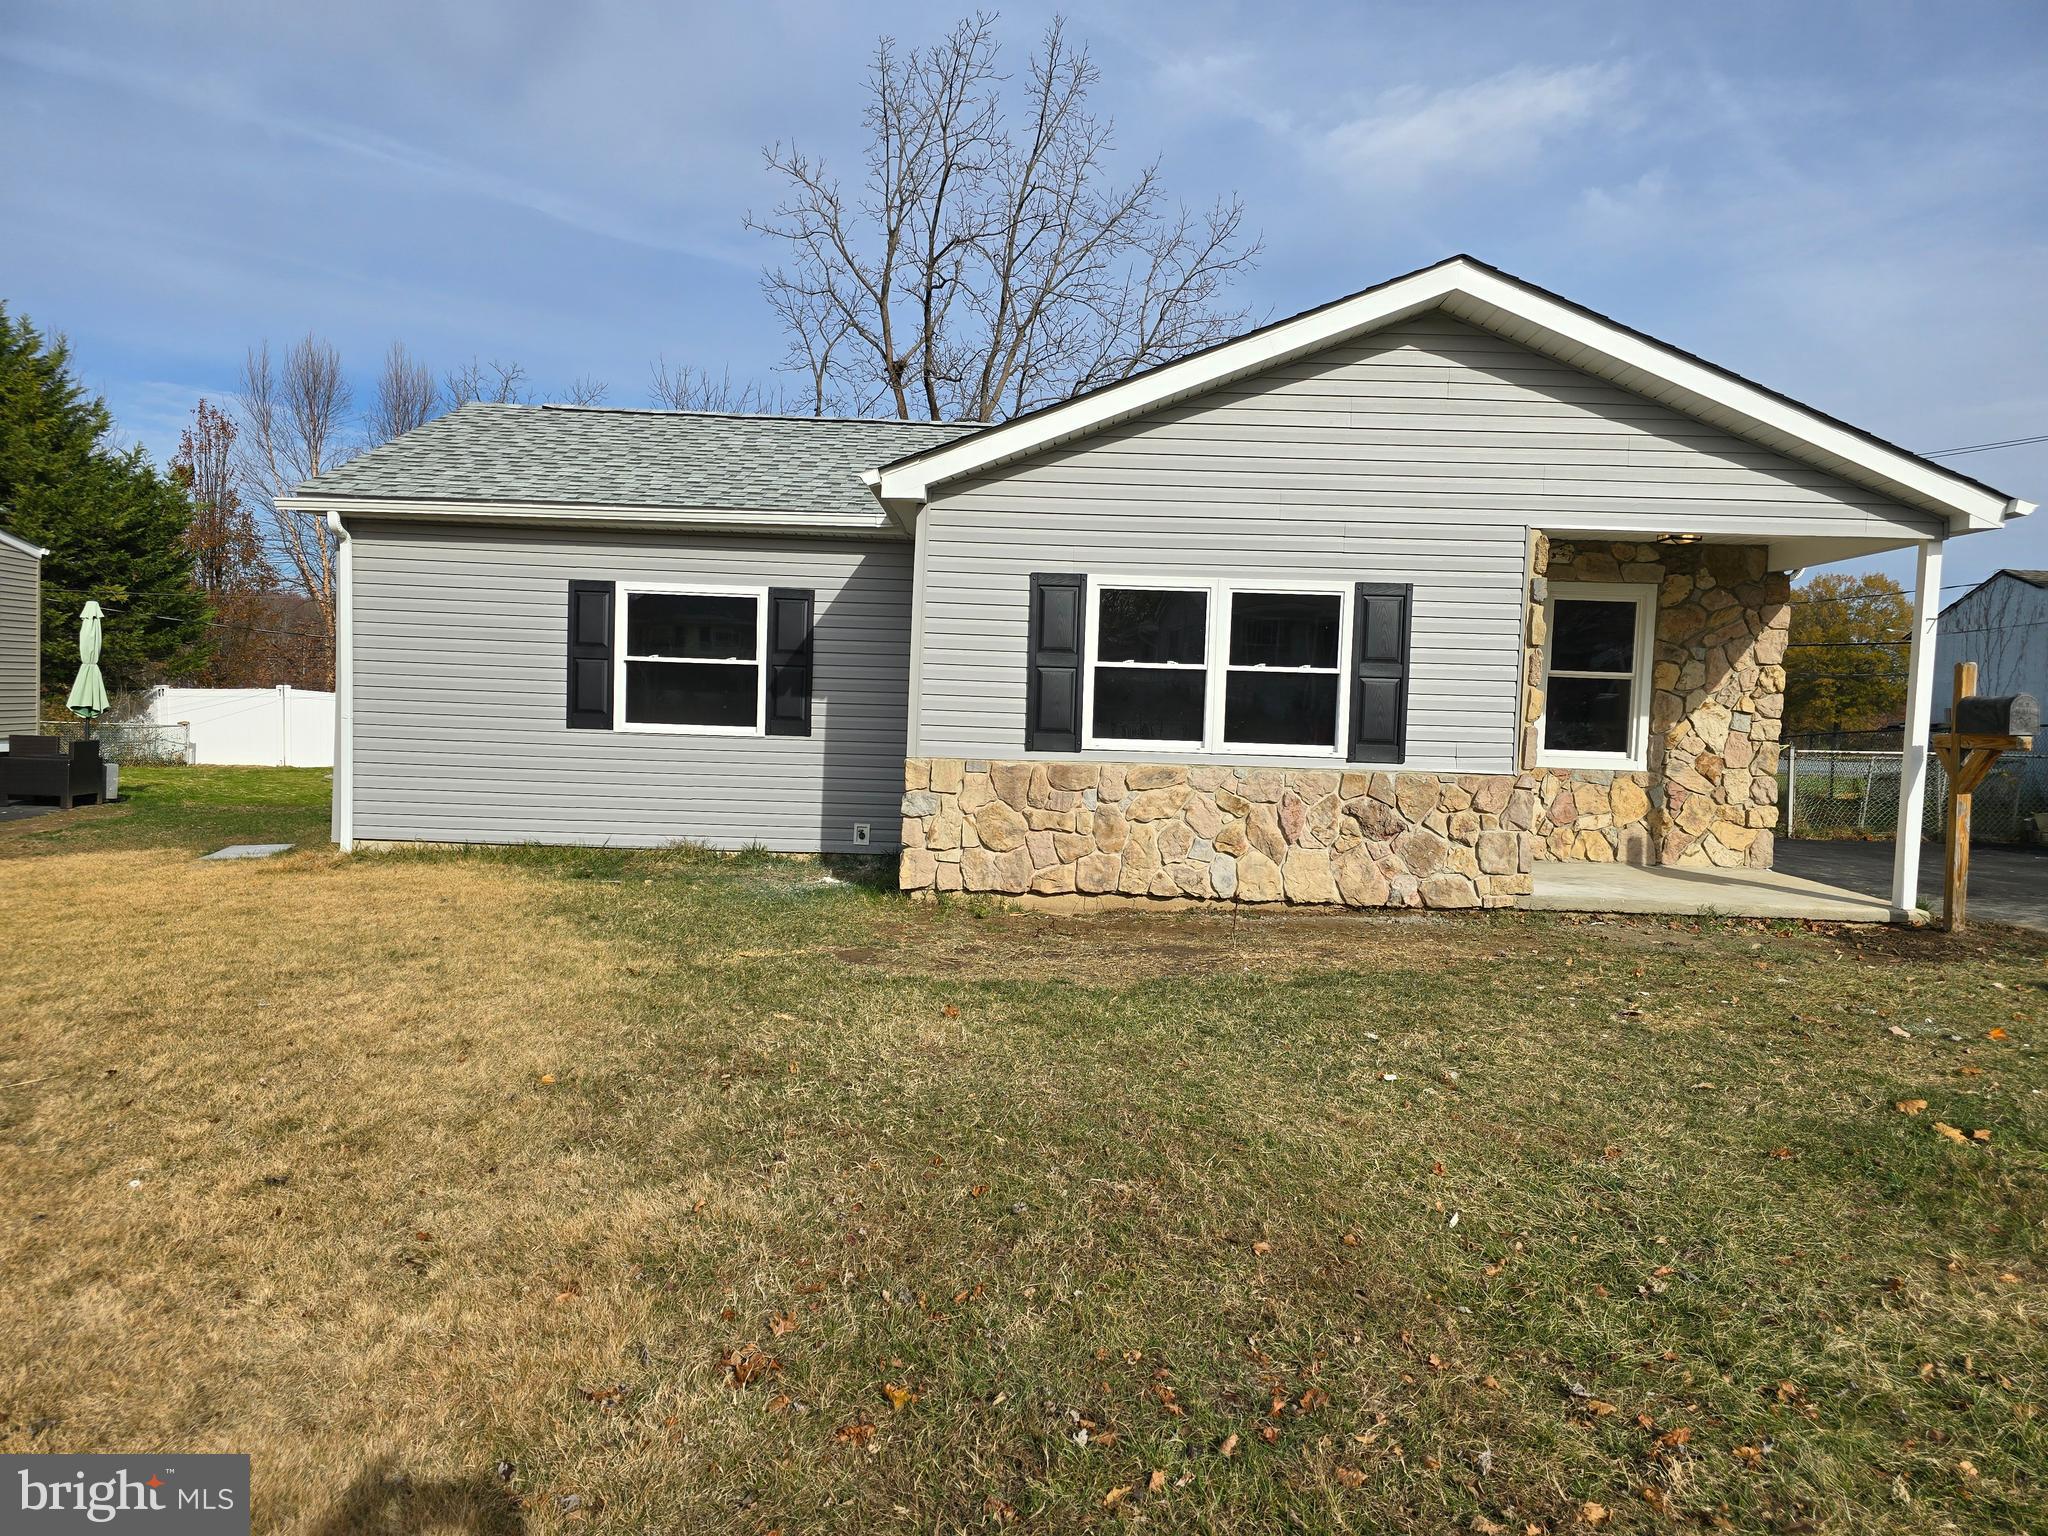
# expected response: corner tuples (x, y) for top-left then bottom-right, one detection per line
(1890, 537), (1943, 918)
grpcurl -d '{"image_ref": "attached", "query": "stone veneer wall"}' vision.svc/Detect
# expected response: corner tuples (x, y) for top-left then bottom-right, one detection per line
(899, 761), (1538, 908)
(1525, 538), (1788, 870)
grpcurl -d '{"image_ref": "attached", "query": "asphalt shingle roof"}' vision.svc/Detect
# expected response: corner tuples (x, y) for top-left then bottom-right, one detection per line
(296, 403), (981, 516)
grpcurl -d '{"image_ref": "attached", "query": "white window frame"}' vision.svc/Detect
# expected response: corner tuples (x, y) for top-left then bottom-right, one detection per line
(1082, 578), (1211, 754)
(1535, 581), (1655, 771)
(614, 581), (769, 737)
(1217, 584), (1353, 758)
(1080, 577), (1354, 758)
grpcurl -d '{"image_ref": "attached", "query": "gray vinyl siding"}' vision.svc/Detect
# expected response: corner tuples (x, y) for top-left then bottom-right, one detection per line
(0, 541), (40, 736)
(916, 312), (1940, 772)
(1935, 576), (2048, 762)
(349, 521), (912, 850)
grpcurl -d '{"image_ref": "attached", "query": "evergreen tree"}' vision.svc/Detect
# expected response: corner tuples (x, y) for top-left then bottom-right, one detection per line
(0, 304), (208, 699)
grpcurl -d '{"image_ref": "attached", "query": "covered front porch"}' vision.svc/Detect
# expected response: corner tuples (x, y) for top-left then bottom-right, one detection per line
(1530, 522), (1951, 923)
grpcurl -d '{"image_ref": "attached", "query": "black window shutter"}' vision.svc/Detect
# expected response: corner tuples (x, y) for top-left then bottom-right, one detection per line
(765, 587), (815, 736)
(1025, 573), (1086, 752)
(566, 580), (614, 730)
(1349, 582), (1411, 763)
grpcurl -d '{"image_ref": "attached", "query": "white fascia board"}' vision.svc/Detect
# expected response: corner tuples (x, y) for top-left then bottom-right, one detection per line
(873, 258), (2027, 536)
(0, 528), (51, 559)
(277, 495), (901, 538)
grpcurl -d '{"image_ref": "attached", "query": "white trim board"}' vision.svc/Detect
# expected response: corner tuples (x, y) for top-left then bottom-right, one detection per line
(277, 494), (901, 538)
(0, 528), (50, 559)
(874, 256), (2031, 536)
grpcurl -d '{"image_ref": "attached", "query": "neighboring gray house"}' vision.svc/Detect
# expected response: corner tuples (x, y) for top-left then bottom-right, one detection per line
(0, 528), (49, 736)
(288, 256), (2032, 917)
(1934, 569), (2047, 830)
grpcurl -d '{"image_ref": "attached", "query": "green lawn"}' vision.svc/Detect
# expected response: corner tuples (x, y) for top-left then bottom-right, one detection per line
(2, 769), (2043, 1533)
(1, 762), (333, 853)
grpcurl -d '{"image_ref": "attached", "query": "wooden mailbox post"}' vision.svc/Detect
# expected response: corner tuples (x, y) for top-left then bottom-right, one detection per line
(1929, 662), (2037, 932)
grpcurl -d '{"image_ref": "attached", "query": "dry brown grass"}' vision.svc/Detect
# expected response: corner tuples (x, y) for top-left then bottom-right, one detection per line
(3, 785), (2044, 1534)
(0, 849), (688, 1531)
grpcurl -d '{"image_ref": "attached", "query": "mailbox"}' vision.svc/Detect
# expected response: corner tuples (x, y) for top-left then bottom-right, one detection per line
(1951, 692), (2040, 739)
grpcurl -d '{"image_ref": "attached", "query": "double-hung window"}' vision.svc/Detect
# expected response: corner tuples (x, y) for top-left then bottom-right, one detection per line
(1538, 583), (1653, 769)
(1222, 590), (1345, 751)
(617, 585), (767, 735)
(1083, 581), (1351, 755)
(1088, 586), (1209, 749)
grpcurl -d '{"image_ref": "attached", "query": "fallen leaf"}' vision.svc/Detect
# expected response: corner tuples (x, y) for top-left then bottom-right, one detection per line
(720, 1345), (783, 1387)
(942, 1005), (960, 1018)
(1998, 1272), (2021, 1284)
(834, 1420), (876, 1446)
(1103, 1485), (1132, 1508)
(1219, 1433), (1240, 1458)
(1334, 1466), (1367, 1488)
(1933, 1122), (1969, 1144)
(1147, 1470), (1166, 1495)
(1342, 1232), (1362, 1247)
(1259, 1425), (1279, 1444)
(1587, 1399), (1618, 1417)
(539, 1074), (556, 1085)
(1895, 1099), (1928, 1115)
(1299, 1386), (1330, 1412)
(769, 1312), (798, 1336)
(1252, 1241), (1272, 1255)
(1581, 1501), (1609, 1526)
(1768, 1147), (1793, 1160)
(983, 1496), (1016, 1524)
(882, 1383), (919, 1411)
(1972, 1128), (1993, 1143)
(1987, 1027), (2008, 1040)
(1888, 1024), (1913, 1038)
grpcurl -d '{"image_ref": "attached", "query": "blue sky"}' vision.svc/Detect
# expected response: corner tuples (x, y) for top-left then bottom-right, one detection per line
(3, 0), (2043, 594)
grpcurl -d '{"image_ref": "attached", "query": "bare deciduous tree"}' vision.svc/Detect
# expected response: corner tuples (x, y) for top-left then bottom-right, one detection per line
(562, 375), (611, 406)
(236, 335), (352, 685)
(648, 357), (792, 414)
(367, 341), (438, 446)
(747, 12), (1259, 421)
(442, 357), (530, 409)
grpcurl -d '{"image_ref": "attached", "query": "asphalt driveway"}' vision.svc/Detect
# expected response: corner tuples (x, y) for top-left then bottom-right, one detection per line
(1775, 838), (2048, 932)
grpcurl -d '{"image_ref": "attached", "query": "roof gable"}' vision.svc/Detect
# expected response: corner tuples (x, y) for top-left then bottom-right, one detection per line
(873, 255), (2030, 536)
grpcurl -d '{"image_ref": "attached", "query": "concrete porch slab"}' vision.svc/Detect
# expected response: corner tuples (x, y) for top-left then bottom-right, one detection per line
(1525, 861), (1894, 922)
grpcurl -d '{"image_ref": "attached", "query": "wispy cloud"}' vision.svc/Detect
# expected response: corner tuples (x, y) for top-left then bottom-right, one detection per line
(1315, 62), (1632, 188)
(0, 35), (753, 265)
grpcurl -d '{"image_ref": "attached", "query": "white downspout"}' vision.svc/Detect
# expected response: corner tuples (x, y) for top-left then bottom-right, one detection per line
(327, 512), (354, 851)
(1890, 536), (1942, 919)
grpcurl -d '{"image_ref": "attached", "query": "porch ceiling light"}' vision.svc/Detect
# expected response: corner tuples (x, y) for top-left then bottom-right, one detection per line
(1658, 532), (1704, 546)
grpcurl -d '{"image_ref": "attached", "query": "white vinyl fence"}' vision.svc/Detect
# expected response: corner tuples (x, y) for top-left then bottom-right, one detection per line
(140, 685), (335, 767)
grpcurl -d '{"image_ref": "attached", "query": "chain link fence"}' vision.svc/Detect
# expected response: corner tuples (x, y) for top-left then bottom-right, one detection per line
(37, 719), (194, 766)
(1783, 747), (2048, 843)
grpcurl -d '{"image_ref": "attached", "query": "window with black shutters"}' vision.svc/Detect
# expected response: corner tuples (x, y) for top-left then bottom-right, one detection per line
(1538, 583), (1653, 769)
(617, 586), (766, 734)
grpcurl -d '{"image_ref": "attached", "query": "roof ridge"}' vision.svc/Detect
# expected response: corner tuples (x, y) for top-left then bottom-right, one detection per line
(537, 402), (979, 429)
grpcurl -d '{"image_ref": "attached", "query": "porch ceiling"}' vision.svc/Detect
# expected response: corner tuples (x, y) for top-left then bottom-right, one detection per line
(1538, 526), (1928, 574)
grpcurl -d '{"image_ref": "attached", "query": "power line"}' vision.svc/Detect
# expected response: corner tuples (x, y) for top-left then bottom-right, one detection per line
(1924, 432), (2048, 458)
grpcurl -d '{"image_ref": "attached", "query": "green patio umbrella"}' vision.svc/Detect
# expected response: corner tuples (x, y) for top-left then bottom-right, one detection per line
(65, 600), (109, 734)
